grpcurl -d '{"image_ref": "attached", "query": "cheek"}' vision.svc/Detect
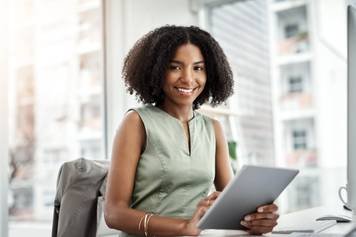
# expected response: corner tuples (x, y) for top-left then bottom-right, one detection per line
(162, 74), (173, 89)
(199, 77), (207, 89)
(164, 73), (177, 85)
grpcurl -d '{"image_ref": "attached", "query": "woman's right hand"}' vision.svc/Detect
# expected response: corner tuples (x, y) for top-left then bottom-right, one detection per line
(183, 192), (221, 236)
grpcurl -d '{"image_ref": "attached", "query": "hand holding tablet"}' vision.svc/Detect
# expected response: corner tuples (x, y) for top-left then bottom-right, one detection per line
(198, 165), (299, 230)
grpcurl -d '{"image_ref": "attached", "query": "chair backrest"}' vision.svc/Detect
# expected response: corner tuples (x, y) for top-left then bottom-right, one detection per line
(52, 158), (113, 237)
(96, 196), (121, 236)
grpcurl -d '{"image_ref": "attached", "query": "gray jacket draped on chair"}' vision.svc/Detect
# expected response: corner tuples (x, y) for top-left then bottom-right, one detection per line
(52, 158), (109, 237)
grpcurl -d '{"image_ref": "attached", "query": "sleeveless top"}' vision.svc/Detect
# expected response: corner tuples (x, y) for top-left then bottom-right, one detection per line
(121, 105), (216, 237)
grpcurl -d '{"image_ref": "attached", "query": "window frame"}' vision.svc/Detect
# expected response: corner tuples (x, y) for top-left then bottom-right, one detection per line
(103, 0), (129, 158)
(0, 1), (9, 236)
(0, 53), (9, 237)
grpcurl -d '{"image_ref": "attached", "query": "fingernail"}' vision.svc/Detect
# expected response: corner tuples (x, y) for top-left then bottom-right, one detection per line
(258, 207), (263, 212)
(244, 216), (251, 221)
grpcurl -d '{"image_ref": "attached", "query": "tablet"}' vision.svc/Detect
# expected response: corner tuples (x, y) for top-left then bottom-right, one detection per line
(198, 165), (299, 230)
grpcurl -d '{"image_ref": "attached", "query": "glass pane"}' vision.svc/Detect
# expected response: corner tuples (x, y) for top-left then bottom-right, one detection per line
(277, 5), (310, 56)
(8, 0), (104, 235)
(210, 0), (275, 168)
(208, 0), (347, 213)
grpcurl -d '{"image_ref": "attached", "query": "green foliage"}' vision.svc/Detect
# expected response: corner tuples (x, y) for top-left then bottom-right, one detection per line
(228, 141), (237, 160)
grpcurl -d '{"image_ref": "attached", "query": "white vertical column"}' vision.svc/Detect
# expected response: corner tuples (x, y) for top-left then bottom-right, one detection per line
(347, 4), (356, 218)
(103, 0), (128, 159)
(0, 0), (9, 236)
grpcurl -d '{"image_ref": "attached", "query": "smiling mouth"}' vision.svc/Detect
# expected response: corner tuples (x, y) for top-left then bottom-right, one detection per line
(174, 87), (200, 96)
(176, 87), (194, 93)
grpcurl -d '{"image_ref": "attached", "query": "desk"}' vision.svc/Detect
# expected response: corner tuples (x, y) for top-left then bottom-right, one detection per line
(97, 206), (356, 237)
(199, 206), (355, 237)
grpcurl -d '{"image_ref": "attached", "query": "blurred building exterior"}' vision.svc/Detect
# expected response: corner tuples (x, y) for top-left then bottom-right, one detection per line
(269, 0), (347, 212)
(202, 0), (347, 213)
(208, 0), (275, 167)
(8, 0), (104, 223)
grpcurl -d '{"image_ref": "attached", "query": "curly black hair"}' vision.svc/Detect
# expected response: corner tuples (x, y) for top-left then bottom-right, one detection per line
(122, 25), (234, 109)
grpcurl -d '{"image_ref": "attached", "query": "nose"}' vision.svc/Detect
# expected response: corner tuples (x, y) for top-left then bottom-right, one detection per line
(180, 68), (194, 84)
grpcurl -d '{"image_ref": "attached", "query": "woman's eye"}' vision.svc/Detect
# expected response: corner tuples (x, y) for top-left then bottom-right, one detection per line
(194, 66), (205, 71)
(169, 65), (181, 70)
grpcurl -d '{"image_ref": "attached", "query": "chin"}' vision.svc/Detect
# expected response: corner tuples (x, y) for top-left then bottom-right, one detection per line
(173, 99), (196, 107)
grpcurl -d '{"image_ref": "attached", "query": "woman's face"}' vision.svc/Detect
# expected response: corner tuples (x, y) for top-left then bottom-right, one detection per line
(162, 43), (207, 108)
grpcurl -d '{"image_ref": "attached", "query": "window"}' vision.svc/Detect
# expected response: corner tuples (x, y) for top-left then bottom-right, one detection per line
(205, 0), (346, 213)
(288, 76), (304, 93)
(292, 130), (308, 150)
(277, 6), (309, 55)
(287, 176), (321, 211)
(208, 0), (275, 166)
(8, 0), (105, 234)
(285, 23), (299, 38)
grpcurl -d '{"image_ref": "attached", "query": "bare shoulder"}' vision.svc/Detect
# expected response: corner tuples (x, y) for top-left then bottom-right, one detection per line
(117, 110), (145, 134)
(122, 110), (142, 126)
(207, 117), (227, 145)
(113, 110), (145, 152)
(210, 118), (224, 135)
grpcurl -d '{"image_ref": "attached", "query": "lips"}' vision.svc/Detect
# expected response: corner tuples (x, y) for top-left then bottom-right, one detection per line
(176, 87), (193, 93)
(174, 87), (199, 96)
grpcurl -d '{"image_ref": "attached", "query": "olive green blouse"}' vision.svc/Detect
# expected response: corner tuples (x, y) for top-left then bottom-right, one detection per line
(121, 105), (216, 237)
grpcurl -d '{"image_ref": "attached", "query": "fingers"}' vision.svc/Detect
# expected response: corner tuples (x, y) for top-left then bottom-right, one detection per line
(257, 203), (278, 213)
(241, 219), (278, 228)
(247, 226), (276, 235)
(241, 203), (279, 234)
(195, 206), (208, 220)
(244, 213), (279, 221)
(197, 191), (221, 208)
(191, 206), (208, 223)
(207, 191), (220, 201)
(241, 219), (278, 234)
(185, 206), (207, 236)
(187, 193), (222, 236)
(197, 198), (212, 208)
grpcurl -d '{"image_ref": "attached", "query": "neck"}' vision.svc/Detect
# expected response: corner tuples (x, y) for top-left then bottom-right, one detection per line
(160, 102), (194, 122)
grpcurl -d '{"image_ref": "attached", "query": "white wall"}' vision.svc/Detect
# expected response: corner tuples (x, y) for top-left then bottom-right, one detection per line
(0, 0), (9, 235)
(125, 0), (198, 47)
(311, 0), (348, 208)
(105, 0), (199, 157)
(313, 0), (347, 168)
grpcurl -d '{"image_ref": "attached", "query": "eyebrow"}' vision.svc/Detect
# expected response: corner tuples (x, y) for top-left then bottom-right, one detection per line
(170, 60), (205, 65)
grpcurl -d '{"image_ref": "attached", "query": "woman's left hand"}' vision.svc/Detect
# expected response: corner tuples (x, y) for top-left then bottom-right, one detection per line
(240, 203), (279, 235)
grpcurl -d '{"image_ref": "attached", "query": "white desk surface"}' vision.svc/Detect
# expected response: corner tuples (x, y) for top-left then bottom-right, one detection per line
(198, 206), (356, 237)
(98, 206), (355, 237)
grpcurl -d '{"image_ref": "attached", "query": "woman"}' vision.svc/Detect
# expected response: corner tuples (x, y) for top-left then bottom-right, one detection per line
(104, 25), (279, 237)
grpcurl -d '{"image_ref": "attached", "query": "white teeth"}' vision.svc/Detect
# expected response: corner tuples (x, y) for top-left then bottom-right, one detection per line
(177, 88), (193, 93)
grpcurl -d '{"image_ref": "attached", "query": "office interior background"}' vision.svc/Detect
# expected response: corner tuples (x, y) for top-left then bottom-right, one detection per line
(0, 0), (349, 236)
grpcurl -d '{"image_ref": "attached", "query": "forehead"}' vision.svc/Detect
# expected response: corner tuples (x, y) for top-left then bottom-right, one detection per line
(171, 43), (204, 61)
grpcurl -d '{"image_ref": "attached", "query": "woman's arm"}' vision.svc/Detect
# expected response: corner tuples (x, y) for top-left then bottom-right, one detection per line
(212, 119), (233, 191)
(104, 111), (206, 236)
